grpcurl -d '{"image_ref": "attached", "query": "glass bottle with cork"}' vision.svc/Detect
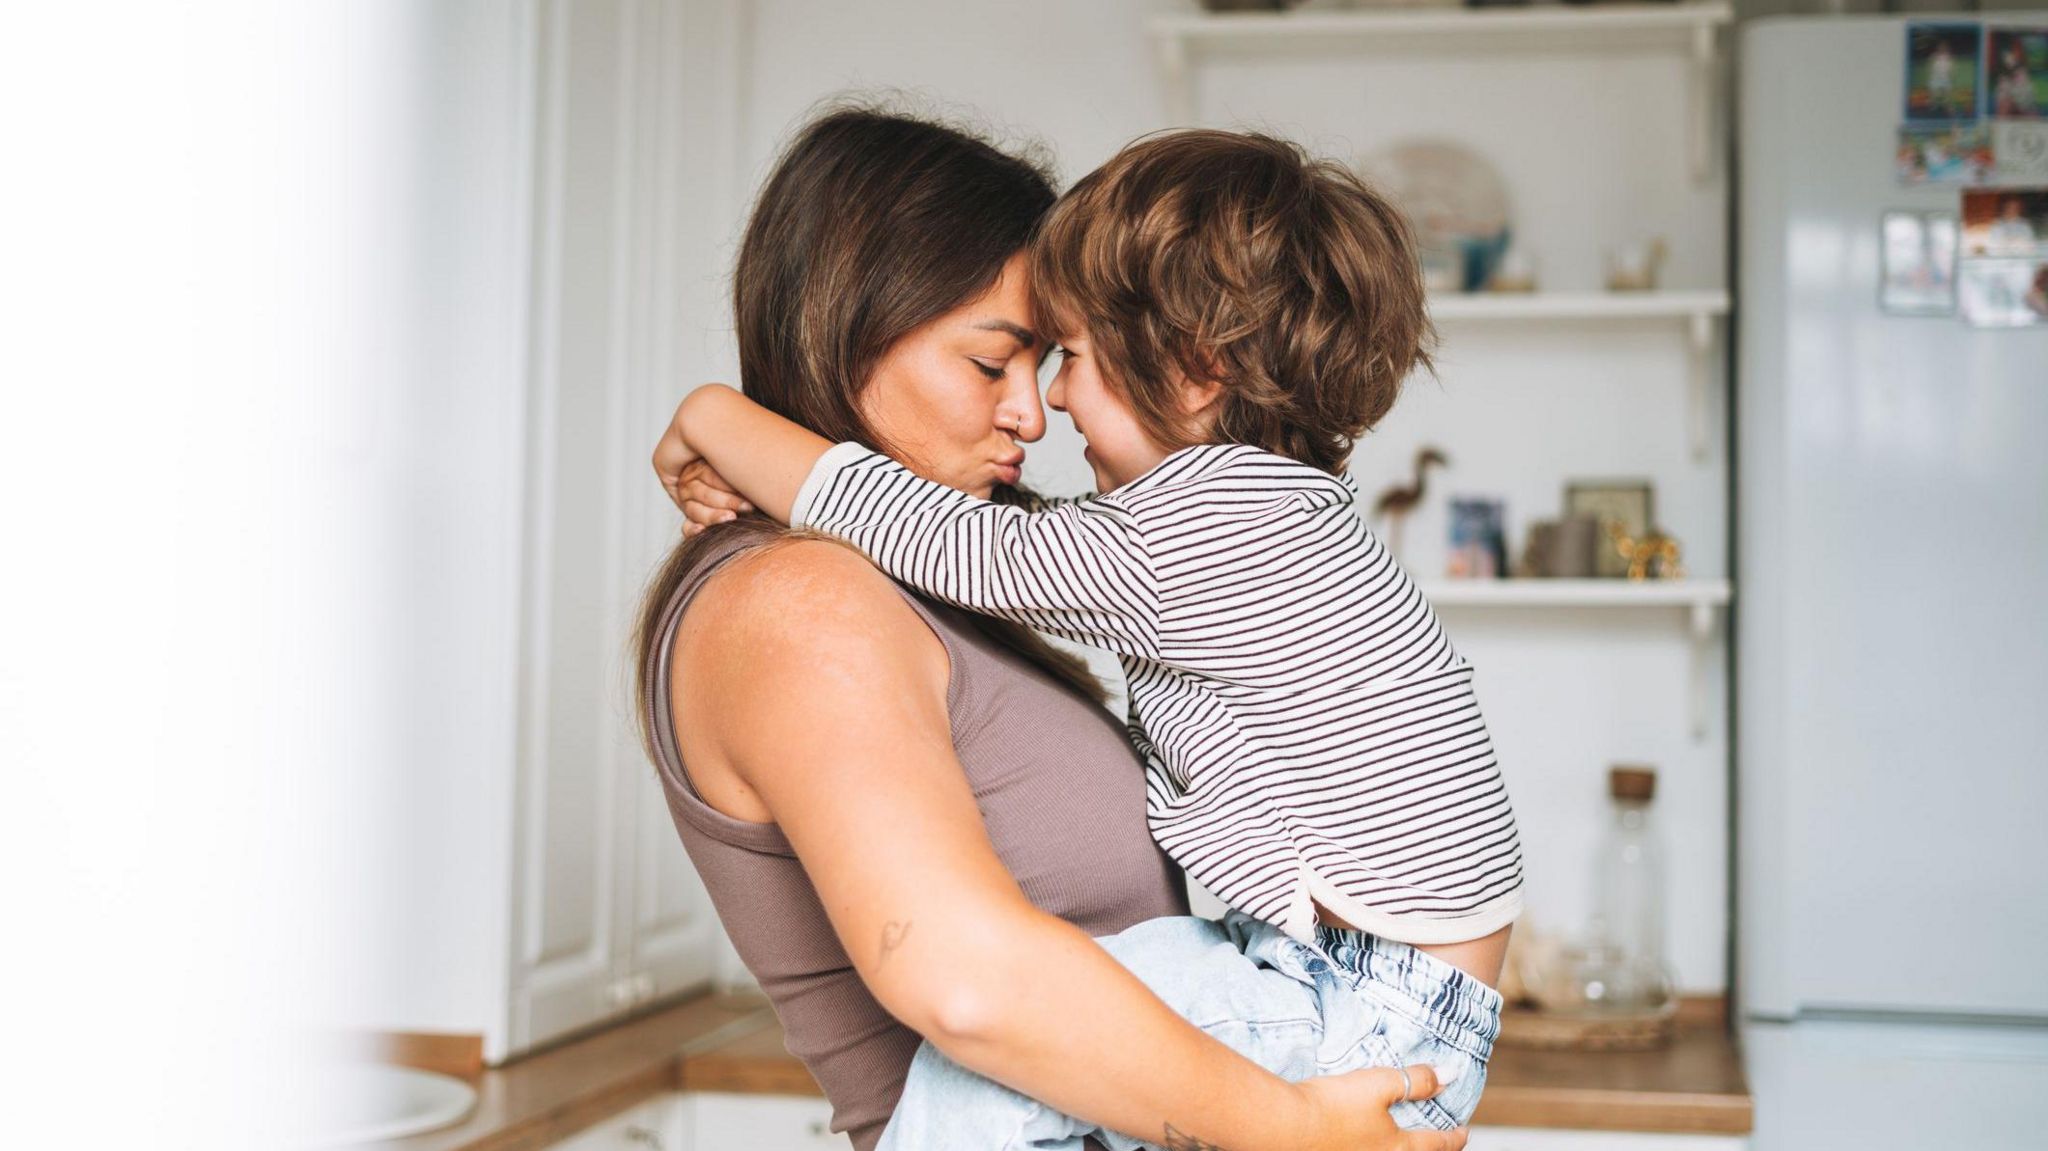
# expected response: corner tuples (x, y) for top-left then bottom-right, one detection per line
(1540, 764), (1676, 1023)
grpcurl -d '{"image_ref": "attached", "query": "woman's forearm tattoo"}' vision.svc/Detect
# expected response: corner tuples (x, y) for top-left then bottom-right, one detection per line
(1162, 1123), (1229, 1150)
(878, 919), (913, 966)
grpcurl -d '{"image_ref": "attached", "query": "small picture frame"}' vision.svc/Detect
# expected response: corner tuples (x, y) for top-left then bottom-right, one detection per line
(1905, 23), (1982, 122)
(1881, 210), (1959, 315)
(1566, 481), (1654, 579)
(1447, 498), (1508, 580)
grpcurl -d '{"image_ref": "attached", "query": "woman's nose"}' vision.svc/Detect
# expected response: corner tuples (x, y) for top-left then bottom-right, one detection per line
(1000, 373), (1047, 442)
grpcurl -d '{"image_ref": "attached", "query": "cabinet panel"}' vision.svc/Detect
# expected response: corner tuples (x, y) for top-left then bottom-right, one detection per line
(686, 1093), (851, 1150)
(511, 0), (642, 1052)
(554, 1095), (681, 1151)
(1469, 1127), (1746, 1151)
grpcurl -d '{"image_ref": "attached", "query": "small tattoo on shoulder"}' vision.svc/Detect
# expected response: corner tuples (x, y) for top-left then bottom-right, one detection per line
(1162, 1123), (1228, 1150)
(878, 920), (913, 966)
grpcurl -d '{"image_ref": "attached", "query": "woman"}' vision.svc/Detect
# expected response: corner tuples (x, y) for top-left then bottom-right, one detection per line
(633, 106), (1461, 1151)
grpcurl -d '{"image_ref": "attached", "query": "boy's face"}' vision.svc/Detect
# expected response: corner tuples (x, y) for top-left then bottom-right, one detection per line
(1044, 330), (1178, 492)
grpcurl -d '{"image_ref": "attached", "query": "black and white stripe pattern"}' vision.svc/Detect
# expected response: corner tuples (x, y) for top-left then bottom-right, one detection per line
(793, 441), (1524, 945)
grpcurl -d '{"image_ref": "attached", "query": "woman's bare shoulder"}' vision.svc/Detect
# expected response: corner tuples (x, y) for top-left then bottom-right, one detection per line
(676, 536), (950, 726)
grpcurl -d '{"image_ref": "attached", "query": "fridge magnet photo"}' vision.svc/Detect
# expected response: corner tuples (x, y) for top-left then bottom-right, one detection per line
(1961, 187), (2048, 256)
(1992, 120), (2048, 182)
(1896, 122), (1991, 185)
(1881, 211), (1959, 315)
(1906, 23), (1982, 121)
(1987, 28), (2048, 118)
(1957, 258), (2048, 326)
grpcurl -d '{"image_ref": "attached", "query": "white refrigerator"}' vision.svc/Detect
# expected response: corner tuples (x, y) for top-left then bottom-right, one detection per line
(1737, 16), (2048, 1151)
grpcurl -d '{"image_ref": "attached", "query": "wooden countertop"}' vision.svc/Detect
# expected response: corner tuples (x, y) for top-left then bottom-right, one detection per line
(379, 992), (1750, 1149)
(1471, 1010), (1753, 1135)
(683, 1004), (1752, 1137)
(373, 993), (769, 1151)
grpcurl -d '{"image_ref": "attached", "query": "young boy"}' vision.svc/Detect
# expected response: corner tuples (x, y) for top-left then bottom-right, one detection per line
(656, 129), (1523, 1149)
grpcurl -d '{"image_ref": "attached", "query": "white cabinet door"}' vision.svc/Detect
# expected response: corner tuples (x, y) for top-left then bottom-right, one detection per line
(509, 0), (643, 1053)
(683, 1093), (851, 1150)
(1468, 1128), (1746, 1151)
(508, 0), (714, 1054)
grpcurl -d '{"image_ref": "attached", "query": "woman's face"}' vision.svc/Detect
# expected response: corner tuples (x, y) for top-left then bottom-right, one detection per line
(859, 252), (1048, 499)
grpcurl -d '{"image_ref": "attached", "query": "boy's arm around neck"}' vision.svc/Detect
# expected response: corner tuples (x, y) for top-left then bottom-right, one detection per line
(670, 383), (830, 524)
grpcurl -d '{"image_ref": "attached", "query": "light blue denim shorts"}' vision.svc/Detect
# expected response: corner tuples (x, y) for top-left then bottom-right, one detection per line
(876, 911), (1503, 1151)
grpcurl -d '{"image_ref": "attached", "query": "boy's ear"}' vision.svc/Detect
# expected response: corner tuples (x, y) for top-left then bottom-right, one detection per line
(1178, 376), (1225, 418)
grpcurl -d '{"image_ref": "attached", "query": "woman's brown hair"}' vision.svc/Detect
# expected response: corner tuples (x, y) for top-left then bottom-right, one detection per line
(632, 105), (1098, 764)
(1031, 129), (1436, 476)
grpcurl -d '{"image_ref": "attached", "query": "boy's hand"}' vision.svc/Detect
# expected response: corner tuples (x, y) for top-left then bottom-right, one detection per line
(652, 403), (704, 507)
(671, 459), (753, 538)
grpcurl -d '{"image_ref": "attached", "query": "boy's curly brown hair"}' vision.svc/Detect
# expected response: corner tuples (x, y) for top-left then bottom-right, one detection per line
(1030, 129), (1435, 476)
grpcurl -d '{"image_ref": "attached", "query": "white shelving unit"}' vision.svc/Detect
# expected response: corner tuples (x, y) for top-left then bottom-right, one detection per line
(1428, 290), (1729, 459)
(1421, 578), (1733, 739)
(1149, 1), (1733, 179)
(1150, 2), (1735, 749)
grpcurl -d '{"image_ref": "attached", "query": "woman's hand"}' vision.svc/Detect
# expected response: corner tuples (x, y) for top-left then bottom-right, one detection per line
(1292, 1063), (1467, 1151)
(667, 459), (754, 538)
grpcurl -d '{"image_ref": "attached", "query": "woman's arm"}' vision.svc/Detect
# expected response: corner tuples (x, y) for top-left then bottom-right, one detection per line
(675, 541), (1460, 1151)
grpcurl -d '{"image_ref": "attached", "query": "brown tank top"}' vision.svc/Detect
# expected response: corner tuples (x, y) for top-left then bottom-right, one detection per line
(641, 524), (1188, 1151)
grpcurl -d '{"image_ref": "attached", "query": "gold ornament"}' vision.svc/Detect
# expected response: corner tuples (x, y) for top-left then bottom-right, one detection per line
(1604, 519), (1684, 581)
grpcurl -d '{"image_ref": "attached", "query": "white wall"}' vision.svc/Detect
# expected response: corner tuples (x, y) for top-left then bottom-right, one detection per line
(710, 0), (1732, 992)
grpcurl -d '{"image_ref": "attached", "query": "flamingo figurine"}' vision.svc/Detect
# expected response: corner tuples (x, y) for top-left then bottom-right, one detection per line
(1370, 446), (1448, 562)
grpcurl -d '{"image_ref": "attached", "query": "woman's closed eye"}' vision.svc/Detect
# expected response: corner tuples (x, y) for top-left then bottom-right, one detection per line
(970, 357), (1007, 381)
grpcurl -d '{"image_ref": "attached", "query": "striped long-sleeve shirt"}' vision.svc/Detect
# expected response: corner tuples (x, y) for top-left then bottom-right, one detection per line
(792, 441), (1524, 945)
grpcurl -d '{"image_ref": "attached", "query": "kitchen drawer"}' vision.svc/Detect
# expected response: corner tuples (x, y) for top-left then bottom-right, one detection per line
(684, 1092), (850, 1149)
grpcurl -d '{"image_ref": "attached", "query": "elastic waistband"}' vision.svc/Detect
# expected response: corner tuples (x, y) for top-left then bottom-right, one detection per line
(1311, 923), (1503, 1063)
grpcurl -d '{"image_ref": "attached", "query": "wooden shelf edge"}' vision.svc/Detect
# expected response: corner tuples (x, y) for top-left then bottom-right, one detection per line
(1419, 578), (1734, 608)
(1429, 290), (1731, 321)
(1151, 2), (1734, 43)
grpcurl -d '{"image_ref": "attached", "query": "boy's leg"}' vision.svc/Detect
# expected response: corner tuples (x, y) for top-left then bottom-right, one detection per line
(874, 916), (1326, 1151)
(1255, 916), (1503, 1133)
(875, 913), (1502, 1149)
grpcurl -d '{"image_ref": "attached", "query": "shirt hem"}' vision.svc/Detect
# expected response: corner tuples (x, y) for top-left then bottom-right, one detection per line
(1301, 869), (1524, 946)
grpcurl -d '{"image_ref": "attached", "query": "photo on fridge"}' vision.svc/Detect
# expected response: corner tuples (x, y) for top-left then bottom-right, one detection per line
(1987, 28), (2048, 118)
(1880, 210), (1959, 315)
(1960, 186), (2048, 256)
(1905, 23), (1982, 121)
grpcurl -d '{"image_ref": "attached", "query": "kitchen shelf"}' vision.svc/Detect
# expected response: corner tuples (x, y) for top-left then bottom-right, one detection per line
(1148, 1), (1732, 47)
(1421, 578), (1731, 738)
(1149, 1), (1731, 179)
(1428, 289), (1727, 322)
(1420, 577), (1730, 614)
(1429, 290), (1729, 463)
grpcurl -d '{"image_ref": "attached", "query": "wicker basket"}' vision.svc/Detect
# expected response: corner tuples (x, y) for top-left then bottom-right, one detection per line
(1495, 1003), (1677, 1051)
